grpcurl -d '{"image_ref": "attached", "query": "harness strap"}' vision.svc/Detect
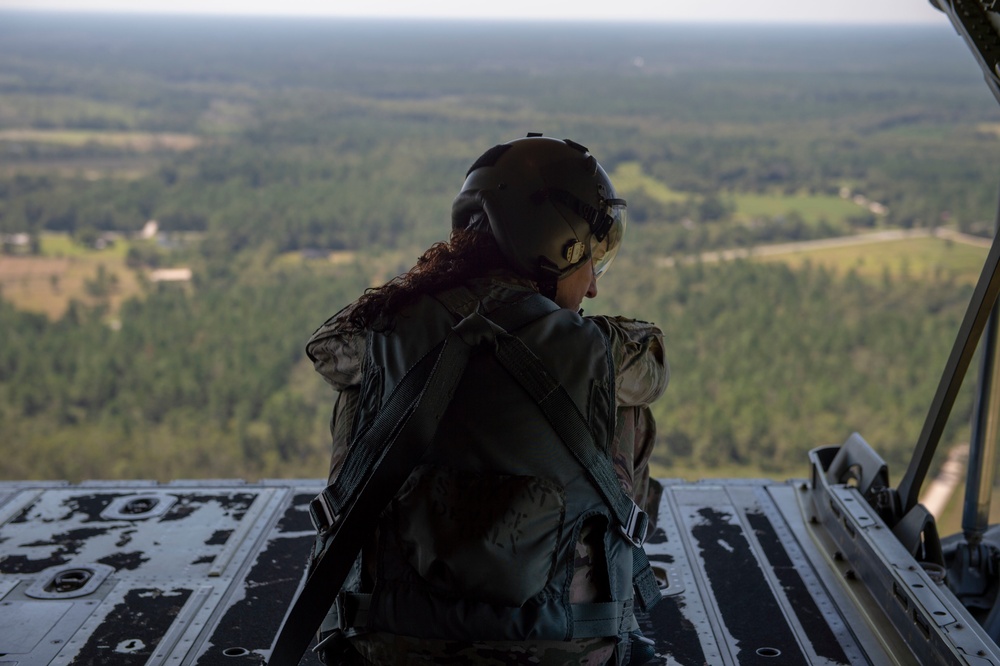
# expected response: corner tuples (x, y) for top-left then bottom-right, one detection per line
(571, 600), (639, 638)
(269, 332), (474, 666)
(489, 322), (662, 611)
(632, 545), (662, 612)
(334, 592), (373, 630)
(269, 293), (660, 665)
(312, 293), (559, 526)
(270, 294), (557, 666)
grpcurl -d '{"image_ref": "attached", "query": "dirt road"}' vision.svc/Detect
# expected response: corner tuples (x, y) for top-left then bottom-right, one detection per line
(655, 226), (991, 268)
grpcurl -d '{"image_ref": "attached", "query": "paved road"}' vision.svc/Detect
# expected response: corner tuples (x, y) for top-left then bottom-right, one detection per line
(655, 227), (992, 268)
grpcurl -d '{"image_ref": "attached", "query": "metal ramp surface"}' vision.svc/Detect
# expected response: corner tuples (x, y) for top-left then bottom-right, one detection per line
(0, 475), (995, 664)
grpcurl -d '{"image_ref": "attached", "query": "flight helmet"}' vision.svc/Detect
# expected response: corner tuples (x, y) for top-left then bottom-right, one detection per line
(452, 134), (627, 283)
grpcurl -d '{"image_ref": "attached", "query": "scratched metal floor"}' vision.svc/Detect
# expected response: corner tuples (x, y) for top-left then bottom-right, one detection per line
(0, 481), (324, 665)
(0, 478), (965, 664)
(642, 479), (874, 666)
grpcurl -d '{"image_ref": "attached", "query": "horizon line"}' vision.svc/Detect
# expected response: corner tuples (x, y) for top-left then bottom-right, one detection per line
(0, 6), (944, 27)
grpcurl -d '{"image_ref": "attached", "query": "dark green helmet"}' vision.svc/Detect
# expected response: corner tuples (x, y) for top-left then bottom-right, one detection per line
(452, 134), (627, 282)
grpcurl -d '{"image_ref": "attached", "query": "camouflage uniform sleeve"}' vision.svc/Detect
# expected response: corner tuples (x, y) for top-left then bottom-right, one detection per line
(305, 306), (366, 390)
(614, 405), (661, 518)
(587, 316), (668, 515)
(305, 306), (367, 484)
(587, 316), (668, 408)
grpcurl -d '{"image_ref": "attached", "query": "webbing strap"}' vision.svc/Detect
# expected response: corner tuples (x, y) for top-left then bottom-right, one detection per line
(271, 295), (557, 666)
(313, 343), (436, 525)
(572, 600), (638, 638)
(270, 294), (659, 664)
(490, 326), (662, 611)
(269, 332), (474, 666)
(632, 544), (662, 611)
(314, 293), (559, 524)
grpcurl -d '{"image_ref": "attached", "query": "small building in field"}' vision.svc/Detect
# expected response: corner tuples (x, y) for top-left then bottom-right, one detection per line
(149, 267), (192, 282)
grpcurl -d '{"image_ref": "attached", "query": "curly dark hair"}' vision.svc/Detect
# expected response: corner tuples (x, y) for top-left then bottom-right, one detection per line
(343, 228), (522, 332)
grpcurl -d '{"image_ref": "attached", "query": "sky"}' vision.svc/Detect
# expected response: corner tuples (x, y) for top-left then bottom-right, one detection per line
(0, 0), (945, 25)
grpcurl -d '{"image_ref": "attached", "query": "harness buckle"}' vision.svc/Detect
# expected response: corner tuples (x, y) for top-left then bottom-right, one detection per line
(332, 591), (348, 630)
(620, 500), (648, 548)
(309, 489), (338, 533)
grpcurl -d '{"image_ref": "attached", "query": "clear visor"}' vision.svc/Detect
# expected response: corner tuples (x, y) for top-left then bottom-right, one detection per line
(589, 198), (626, 279)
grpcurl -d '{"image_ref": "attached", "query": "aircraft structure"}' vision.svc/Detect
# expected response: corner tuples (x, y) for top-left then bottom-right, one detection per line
(5, 1), (1000, 663)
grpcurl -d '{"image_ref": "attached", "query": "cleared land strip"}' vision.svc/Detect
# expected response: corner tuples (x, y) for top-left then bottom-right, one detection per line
(655, 227), (990, 268)
(920, 443), (968, 520)
(0, 130), (200, 151)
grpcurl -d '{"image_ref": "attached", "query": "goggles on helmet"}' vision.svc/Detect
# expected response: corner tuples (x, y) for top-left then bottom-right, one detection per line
(545, 189), (627, 279)
(590, 198), (626, 278)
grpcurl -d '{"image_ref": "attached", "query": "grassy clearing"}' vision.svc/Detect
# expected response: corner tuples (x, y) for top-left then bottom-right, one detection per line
(0, 253), (143, 319)
(731, 190), (862, 224)
(0, 94), (144, 129)
(611, 160), (866, 226)
(1, 234), (143, 318)
(0, 157), (162, 180)
(976, 123), (1000, 139)
(610, 161), (689, 204)
(756, 235), (988, 284)
(41, 233), (128, 258)
(0, 129), (201, 151)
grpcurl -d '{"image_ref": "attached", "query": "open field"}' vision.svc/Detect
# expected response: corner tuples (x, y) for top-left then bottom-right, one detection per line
(0, 156), (164, 180)
(732, 190), (866, 224)
(0, 129), (202, 179)
(0, 129), (201, 151)
(40, 232), (127, 258)
(655, 228), (991, 285)
(0, 234), (145, 318)
(612, 160), (876, 229)
(755, 232), (989, 284)
(611, 161), (690, 204)
(0, 254), (142, 318)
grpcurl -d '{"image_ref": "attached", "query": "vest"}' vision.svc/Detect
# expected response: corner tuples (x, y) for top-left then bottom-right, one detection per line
(337, 283), (638, 646)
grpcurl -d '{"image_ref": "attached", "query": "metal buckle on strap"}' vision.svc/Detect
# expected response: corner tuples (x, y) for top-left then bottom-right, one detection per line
(312, 630), (341, 654)
(620, 500), (648, 548)
(333, 591), (348, 630)
(309, 489), (338, 533)
(334, 592), (371, 630)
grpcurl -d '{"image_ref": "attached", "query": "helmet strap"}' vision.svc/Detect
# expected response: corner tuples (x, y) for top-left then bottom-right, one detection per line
(536, 258), (561, 302)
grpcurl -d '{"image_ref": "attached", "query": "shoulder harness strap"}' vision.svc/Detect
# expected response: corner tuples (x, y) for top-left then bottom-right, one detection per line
(269, 293), (659, 664)
(477, 300), (662, 613)
(268, 295), (555, 665)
